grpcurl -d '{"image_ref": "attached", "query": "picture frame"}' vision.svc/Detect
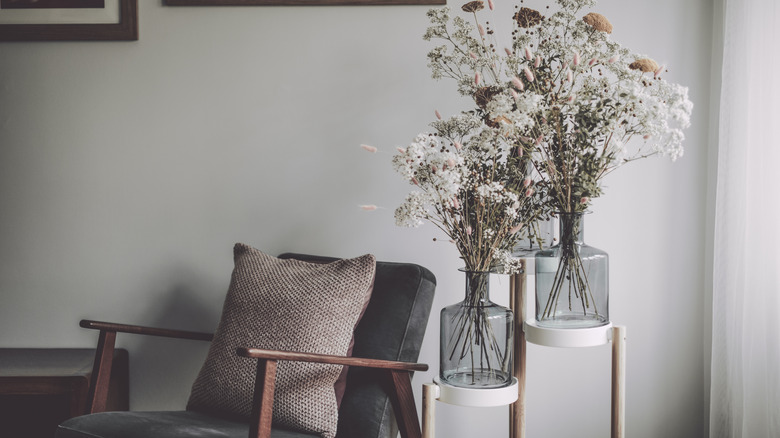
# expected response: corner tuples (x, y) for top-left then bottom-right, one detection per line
(0, 0), (138, 42)
(167, 0), (445, 6)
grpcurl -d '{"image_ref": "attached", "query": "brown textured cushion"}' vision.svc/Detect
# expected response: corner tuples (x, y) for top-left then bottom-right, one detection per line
(187, 244), (376, 438)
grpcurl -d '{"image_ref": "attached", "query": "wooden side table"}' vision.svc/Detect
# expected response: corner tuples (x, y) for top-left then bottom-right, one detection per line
(0, 348), (129, 438)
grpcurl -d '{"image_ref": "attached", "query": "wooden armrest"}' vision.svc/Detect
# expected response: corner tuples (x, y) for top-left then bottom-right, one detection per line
(79, 319), (212, 415)
(237, 347), (428, 372)
(239, 347), (426, 438)
(80, 320), (214, 342)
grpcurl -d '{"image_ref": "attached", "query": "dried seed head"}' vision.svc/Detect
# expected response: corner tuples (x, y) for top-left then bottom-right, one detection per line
(461, 0), (484, 13)
(514, 7), (544, 28)
(474, 86), (502, 109)
(582, 12), (613, 34)
(629, 58), (660, 73)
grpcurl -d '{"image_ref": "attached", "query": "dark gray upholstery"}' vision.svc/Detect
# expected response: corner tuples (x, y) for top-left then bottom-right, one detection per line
(279, 254), (436, 438)
(57, 411), (318, 438)
(56, 254), (436, 438)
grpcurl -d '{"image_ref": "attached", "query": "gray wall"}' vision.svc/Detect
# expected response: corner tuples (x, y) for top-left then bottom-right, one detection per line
(0, 0), (713, 436)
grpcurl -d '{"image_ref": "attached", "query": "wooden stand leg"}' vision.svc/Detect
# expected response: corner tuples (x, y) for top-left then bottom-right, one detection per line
(611, 326), (626, 438)
(509, 266), (526, 438)
(422, 383), (438, 438)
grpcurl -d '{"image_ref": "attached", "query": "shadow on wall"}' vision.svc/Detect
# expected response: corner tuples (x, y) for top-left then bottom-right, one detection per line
(121, 277), (223, 411)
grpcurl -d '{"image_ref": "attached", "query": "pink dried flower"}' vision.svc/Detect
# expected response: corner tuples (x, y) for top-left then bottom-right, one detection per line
(567, 95), (576, 103)
(523, 177), (532, 187)
(643, 134), (652, 140)
(504, 47), (513, 56)
(608, 54), (619, 64)
(466, 226), (473, 236)
(511, 76), (525, 91)
(361, 204), (378, 211)
(523, 67), (534, 82)
(396, 146), (406, 153)
(447, 157), (456, 168)
(654, 64), (665, 79)
(360, 144), (378, 153)
(478, 24), (486, 36)
(517, 146), (523, 157)
(511, 89), (520, 100)
(525, 46), (533, 60)
(453, 141), (463, 151)
(412, 177), (419, 186)
(573, 51), (580, 66)
(475, 72), (481, 85)
(452, 198), (460, 209)
(435, 109), (442, 120)
(469, 51), (478, 60)
(525, 188), (535, 197)
(588, 57), (597, 66)
(488, 0), (494, 10)
(566, 69), (573, 82)
(580, 197), (589, 204)
(534, 56), (541, 68)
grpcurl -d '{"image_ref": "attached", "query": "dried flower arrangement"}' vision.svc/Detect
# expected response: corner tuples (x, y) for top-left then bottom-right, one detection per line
(374, 0), (694, 331)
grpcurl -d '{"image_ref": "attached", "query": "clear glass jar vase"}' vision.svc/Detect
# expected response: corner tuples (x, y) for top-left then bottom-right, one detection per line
(535, 212), (609, 328)
(440, 269), (514, 388)
(512, 216), (556, 256)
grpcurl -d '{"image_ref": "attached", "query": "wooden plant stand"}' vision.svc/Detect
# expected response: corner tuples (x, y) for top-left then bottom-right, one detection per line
(421, 266), (626, 438)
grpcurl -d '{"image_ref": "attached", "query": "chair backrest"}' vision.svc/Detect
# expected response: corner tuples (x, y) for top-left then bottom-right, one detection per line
(278, 254), (436, 438)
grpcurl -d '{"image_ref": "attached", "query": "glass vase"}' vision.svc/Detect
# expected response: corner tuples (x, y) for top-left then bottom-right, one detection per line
(512, 216), (556, 256)
(535, 212), (609, 328)
(440, 270), (514, 388)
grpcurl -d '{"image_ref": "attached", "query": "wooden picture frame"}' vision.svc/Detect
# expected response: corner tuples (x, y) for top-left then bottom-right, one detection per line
(167, 0), (445, 6)
(0, 0), (138, 41)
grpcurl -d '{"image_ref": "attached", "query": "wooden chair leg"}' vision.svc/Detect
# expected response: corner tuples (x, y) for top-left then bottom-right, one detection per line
(386, 370), (422, 438)
(249, 359), (278, 438)
(87, 330), (117, 414)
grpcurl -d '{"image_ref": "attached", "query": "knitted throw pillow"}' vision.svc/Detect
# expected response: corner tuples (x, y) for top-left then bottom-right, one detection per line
(187, 244), (376, 438)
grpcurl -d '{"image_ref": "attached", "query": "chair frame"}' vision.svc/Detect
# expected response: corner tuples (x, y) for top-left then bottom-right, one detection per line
(79, 319), (427, 438)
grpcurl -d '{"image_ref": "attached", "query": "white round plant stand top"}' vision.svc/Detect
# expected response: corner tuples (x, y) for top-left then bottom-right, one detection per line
(524, 321), (613, 348)
(432, 376), (519, 407)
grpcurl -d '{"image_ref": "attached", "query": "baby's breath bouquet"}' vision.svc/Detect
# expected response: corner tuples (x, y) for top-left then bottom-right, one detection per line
(393, 117), (544, 274)
(393, 27), (554, 385)
(392, 108), (545, 386)
(418, 0), (692, 327)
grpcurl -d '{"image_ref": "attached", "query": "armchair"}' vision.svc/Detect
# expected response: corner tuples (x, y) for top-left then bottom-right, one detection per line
(56, 252), (436, 438)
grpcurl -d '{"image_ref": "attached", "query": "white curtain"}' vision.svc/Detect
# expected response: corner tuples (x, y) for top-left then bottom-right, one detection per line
(710, 0), (780, 436)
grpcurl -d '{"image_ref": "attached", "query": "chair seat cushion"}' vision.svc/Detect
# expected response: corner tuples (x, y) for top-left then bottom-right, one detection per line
(56, 411), (319, 438)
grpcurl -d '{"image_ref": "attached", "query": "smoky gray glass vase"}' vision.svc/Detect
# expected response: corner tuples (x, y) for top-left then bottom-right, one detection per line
(535, 212), (609, 328)
(440, 269), (514, 388)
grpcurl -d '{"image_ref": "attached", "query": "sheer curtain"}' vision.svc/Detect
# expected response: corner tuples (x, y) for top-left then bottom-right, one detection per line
(710, 0), (780, 436)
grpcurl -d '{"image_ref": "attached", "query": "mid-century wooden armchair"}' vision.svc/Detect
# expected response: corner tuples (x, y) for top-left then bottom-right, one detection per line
(55, 253), (436, 438)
